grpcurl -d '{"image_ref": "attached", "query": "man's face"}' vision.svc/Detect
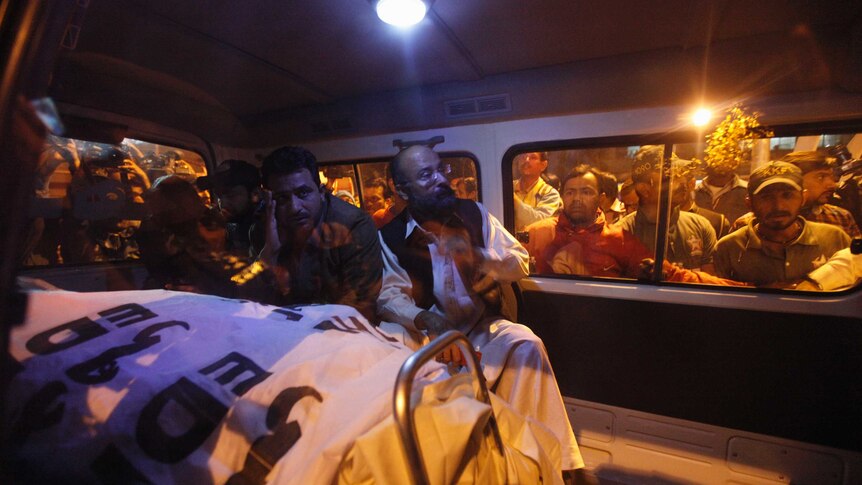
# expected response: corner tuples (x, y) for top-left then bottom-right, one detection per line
(802, 168), (837, 206)
(670, 176), (694, 208)
(706, 162), (734, 178)
(397, 147), (456, 216)
(634, 171), (661, 206)
(517, 153), (547, 178)
(562, 173), (601, 225)
(748, 184), (805, 231)
(620, 189), (638, 214)
(215, 185), (251, 222)
(363, 186), (386, 213)
(268, 169), (324, 234)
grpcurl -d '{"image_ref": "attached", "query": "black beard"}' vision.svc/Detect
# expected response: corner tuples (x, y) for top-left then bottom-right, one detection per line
(759, 212), (796, 231)
(410, 186), (457, 221)
(564, 211), (593, 226)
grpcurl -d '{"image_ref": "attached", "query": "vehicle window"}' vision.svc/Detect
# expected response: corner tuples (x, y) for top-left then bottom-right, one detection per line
(331, 153), (480, 228)
(22, 136), (207, 267)
(514, 130), (862, 292)
(515, 146), (660, 280)
(356, 161), (390, 216)
(674, 131), (861, 290)
(446, 156), (480, 202)
(321, 164), (360, 207)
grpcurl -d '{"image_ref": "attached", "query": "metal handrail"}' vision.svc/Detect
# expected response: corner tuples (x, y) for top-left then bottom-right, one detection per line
(393, 330), (505, 485)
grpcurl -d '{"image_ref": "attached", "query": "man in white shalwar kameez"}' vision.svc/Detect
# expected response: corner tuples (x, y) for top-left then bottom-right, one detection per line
(376, 145), (583, 472)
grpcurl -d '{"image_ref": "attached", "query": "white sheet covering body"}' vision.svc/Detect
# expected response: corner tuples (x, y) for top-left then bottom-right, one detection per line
(337, 373), (564, 485)
(5, 289), (566, 484)
(4, 290), (433, 483)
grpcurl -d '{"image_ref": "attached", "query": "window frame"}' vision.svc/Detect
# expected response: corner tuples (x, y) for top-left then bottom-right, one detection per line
(503, 119), (862, 296)
(320, 150), (483, 211)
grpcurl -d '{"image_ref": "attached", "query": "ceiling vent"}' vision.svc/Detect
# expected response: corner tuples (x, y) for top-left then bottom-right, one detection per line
(445, 94), (511, 120)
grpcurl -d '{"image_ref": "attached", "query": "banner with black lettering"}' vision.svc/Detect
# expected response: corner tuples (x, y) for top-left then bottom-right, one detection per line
(4, 289), (437, 484)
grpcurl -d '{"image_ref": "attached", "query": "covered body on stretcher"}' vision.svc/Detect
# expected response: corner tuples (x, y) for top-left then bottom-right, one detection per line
(4, 289), (567, 484)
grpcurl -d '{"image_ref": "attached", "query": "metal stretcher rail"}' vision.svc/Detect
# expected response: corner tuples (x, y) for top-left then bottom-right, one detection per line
(393, 330), (505, 485)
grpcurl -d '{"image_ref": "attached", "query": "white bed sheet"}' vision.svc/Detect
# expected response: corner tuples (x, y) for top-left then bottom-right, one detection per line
(5, 289), (438, 484)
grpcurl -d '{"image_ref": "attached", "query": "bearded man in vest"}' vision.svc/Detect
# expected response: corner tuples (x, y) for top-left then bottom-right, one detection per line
(376, 144), (583, 473)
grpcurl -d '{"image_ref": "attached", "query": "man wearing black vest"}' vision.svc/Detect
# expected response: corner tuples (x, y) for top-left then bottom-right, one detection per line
(377, 145), (583, 472)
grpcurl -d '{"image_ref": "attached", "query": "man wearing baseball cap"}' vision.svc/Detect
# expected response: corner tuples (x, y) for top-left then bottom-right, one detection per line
(714, 161), (850, 287)
(730, 151), (861, 238)
(616, 145), (718, 272)
(196, 159), (262, 255)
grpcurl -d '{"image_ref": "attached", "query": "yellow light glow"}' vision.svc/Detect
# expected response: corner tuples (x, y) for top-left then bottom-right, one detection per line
(692, 108), (712, 127)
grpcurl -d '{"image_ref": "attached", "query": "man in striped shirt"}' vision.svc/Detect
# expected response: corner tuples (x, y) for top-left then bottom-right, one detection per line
(513, 151), (562, 231)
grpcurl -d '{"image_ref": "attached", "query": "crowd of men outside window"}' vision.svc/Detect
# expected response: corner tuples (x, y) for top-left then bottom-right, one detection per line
(514, 146), (862, 291)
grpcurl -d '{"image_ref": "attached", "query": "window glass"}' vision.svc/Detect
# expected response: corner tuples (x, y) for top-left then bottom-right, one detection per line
(673, 132), (861, 290)
(516, 146), (660, 280)
(356, 161), (391, 218)
(446, 156), (480, 202)
(346, 153), (479, 228)
(674, 132), (862, 233)
(517, 131), (862, 292)
(22, 136), (207, 267)
(320, 164), (360, 207)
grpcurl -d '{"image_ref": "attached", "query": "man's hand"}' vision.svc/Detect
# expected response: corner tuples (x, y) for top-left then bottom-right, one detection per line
(472, 273), (501, 308)
(443, 232), (486, 282)
(638, 258), (656, 280)
(415, 310), (452, 336)
(258, 189), (282, 266)
(442, 233), (472, 259)
(415, 310), (465, 366)
(119, 158), (151, 189)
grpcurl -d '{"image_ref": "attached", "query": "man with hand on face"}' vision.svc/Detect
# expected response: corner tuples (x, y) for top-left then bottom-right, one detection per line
(377, 145), (584, 473)
(785, 151), (860, 238)
(255, 146), (383, 322)
(714, 161), (850, 287)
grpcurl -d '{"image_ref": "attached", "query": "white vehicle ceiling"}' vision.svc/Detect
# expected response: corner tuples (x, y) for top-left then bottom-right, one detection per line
(48, 0), (862, 146)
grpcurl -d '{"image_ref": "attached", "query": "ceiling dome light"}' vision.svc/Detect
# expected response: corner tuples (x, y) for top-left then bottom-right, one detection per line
(692, 108), (712, 127)
(376, 0), (427, 27)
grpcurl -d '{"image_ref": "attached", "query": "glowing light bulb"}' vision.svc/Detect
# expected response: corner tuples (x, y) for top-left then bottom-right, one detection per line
(376, 0), (427, 27)
(692, 108), (712, 127)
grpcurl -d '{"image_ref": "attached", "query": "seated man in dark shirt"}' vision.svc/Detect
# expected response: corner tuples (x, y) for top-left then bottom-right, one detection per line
(255, 146), (383, 322)
(196, 159), (263, 256)
(138, 175), (273, 298)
